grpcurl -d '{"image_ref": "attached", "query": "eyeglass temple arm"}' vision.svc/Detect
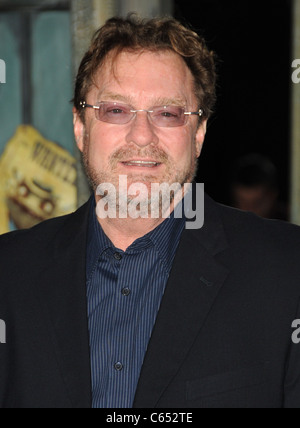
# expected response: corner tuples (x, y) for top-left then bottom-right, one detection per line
(79, 101), (100, 110)
(184, 109), (204, 117)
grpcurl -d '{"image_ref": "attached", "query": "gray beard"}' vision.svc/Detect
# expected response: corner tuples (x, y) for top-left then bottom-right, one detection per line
(82, 140), (198, 217)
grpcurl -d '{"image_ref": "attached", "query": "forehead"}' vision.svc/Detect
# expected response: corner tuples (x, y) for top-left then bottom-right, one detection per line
(89, 50), (196, 106)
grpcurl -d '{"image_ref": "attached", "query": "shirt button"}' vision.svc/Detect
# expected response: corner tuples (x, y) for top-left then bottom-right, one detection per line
(122, 288), (131, 297)
(113, 252), (122, 261)
(114, 362), (124, 371)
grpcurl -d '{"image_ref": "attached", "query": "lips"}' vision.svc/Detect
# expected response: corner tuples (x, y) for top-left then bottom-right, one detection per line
(121, 160), (161, 168)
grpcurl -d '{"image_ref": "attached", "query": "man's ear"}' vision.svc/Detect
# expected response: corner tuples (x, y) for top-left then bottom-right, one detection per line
(73, 107), (85, 152)
(195, 119), (207, 158)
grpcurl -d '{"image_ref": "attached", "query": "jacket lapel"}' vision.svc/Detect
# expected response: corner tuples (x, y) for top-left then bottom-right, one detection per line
(37, 202), (92, 408)
(133, 196), (230, 408)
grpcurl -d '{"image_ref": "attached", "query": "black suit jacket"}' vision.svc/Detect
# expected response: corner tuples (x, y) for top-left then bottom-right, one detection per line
(1, 195), (300, 408)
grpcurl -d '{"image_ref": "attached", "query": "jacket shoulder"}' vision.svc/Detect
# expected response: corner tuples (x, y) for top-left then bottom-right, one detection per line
(0, 201), (90, 258)
(0, 214), (69, 251)
(214, 200), (300, 254)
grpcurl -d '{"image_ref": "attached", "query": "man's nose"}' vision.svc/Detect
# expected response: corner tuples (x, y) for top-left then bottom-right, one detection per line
(125, 112), (159, 147)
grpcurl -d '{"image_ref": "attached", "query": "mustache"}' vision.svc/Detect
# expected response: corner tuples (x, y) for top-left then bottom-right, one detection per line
(109, 146), (170, 167)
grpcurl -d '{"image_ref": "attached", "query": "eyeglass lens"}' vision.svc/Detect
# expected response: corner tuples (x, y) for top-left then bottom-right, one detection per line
(95, 102), (187, 127)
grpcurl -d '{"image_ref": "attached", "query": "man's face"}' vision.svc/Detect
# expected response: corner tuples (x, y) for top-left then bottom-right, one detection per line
(233, 185), (277, 218)
(74, 50), (207, 205)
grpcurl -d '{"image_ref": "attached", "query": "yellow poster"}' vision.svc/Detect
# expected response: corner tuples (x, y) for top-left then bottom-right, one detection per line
(0, 125), (77, 234)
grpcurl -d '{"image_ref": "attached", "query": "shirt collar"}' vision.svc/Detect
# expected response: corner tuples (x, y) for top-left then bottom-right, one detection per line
(86, 196), (186, 279)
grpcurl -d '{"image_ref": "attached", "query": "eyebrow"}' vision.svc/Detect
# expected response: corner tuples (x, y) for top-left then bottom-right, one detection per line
(99, 92), (134, 104)
(98, 92), (187, 107)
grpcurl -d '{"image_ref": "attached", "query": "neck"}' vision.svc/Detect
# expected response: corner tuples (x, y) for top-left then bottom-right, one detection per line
(97, 216), (168, 252)
(93, 185), (187, 251)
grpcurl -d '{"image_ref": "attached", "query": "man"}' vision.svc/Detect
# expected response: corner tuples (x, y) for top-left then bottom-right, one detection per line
(0, 16), (300, 409)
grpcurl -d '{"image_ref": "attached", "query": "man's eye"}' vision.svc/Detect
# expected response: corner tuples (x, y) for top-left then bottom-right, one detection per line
(161, 111), (177, 118)
(108, 108), (125, 114)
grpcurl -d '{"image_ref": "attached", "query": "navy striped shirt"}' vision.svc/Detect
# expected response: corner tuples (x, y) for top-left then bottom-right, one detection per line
(86, 198), (185, 408)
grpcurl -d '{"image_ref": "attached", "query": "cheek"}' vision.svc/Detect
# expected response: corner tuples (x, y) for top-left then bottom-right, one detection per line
(161, 128), (196, 164)
(86, 123), (122, 164)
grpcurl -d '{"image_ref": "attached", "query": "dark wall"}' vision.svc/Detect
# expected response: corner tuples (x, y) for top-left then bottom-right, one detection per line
(174, 0), (292, 205)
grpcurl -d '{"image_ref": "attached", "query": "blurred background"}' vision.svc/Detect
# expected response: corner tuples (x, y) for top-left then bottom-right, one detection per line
(0, 0), (299, 233)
